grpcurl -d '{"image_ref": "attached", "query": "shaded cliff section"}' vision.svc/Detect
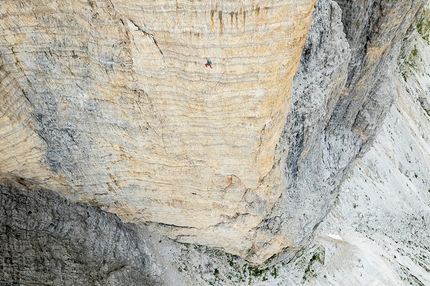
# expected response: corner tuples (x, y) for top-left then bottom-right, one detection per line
(258, 0), (425, 258)
(0, 175), (161, 286)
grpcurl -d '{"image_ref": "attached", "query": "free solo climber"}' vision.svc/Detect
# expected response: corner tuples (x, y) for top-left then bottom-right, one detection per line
(205, 59), (213, 68)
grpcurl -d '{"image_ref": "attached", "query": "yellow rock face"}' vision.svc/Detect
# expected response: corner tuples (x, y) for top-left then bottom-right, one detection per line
(0, 0), (315, 262)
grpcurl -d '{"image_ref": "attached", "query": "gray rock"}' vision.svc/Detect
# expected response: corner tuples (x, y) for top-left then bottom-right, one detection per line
(0, 175), (160, 285)
(256, 0), (351, 258)
(258, 0), (424, 260)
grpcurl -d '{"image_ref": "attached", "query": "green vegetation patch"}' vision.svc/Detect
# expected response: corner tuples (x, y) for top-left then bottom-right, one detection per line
(302, 248), (325, 282)
(417, 14), (430, 43)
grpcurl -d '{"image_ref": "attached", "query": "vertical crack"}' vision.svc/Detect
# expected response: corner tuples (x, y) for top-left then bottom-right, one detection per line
(127, 19), (164, 56)
(106, 0), (164, 56)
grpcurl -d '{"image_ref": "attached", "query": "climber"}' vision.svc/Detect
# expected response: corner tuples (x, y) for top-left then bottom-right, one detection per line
(205, 59), (213, 69)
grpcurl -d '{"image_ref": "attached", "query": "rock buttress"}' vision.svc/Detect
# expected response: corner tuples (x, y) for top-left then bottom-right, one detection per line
(0, 0), (315, 263)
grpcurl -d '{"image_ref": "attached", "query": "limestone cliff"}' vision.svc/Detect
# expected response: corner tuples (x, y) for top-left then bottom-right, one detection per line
(0, 0), (316, 263)
(0, 0), (426, 272)
(263, 0), (424, 264)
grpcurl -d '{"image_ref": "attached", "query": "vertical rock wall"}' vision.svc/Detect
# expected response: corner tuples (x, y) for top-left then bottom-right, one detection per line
(0, 0), (316, 263)
(0, 0), (426, 266)
(256, 0), (424, 263)
(252, 0), (351, 262)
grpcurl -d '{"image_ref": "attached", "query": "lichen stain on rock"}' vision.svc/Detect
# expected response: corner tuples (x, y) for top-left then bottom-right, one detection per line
(210, 9), (215, 28)
(218, 10), (223, 35)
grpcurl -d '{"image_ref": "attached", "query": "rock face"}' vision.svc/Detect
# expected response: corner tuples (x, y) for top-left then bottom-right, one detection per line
(0, 0), (425, 267)
(0, 175), (160, 285)
(145, 9), (430, 285)
(0, 0), (316, 263)
(262, 0), (424, 263)
(304, 23), (430, 284)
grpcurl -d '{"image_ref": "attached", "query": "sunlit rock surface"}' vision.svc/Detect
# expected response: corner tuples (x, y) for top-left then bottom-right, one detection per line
(143, 4), (430, 285)
(0, 0), (316, 262)
(0, 0), (427, 274)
